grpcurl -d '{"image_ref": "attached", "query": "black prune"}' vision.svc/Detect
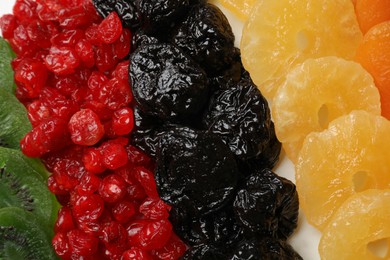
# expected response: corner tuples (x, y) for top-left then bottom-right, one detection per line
(114, 0), (141, 30)
(136, 0), (199, 34)
(154, 126), (239, 215)
(233, 168), (299, 240)
(92, 0), (116, 17)
(130, 43), (209, 121)
(238, 122), (282, 173)
(131, 30), (160, 51)
(181, 244), (226, 260)
(171, 3), (235, 76)
(229, 238), (303, 260)
(169, 201), (243, 246)
(202, 80), (272, 160)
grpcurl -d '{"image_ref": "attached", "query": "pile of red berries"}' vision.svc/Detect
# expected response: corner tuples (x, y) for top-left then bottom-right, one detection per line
(1, 0), (186, 258)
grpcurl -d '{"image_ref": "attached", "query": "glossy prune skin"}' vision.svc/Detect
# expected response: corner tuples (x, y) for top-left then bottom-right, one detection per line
(130, 43), (209, 121)
(202, 80), (272, 161)
(154, 126), (239, 215)
(171, 3), (235, 76)
(181, 244), (225, 260)
(115, 0), (141, 30)
(136, 0), (197, 34)
(92, 0), (116, 17)
(229, 238), (303, 260)
(169, 201), (243, 246)
(233, 168), (299, 240)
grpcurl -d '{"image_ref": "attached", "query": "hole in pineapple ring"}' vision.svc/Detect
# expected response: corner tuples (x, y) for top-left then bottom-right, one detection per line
(367, 238), (389, 258)
(352, 171), (371, 192)
(317, 104), (329, 129)
(296, 30), (309, 52)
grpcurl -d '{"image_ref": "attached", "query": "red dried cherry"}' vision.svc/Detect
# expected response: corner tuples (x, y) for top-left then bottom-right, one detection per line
(99, 174), (127, 203)
(68, 109), (105, 146)
(44, 46), (79, 75)
(98, 11), (122, 44)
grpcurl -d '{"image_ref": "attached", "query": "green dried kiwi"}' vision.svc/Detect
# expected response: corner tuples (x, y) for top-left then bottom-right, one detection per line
(0, 147), (60, 227)
(0, 37), (16, 93)
(0, 207), (58, 260)
(0, 88), (32, 150)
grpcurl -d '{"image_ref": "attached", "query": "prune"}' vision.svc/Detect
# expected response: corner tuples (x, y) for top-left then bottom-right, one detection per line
(238, 122), (282, 173)
(154, 126), (239, 215)
(229, 238), (303, 260)
(130, 106), (162, 156)
(233, 168), (299, 240)
(169, 201), (243, 246)
(130, 43), (209, 121)
(207, 48), (244, 91)
(114, 0), (141, 30)
(92, 0), (116, 17)
(181, 244), (226, 260)
(136, 0), (198, 34)
(171, 3), (235, 76)
(131, 30), (159, 51)
(202, 80), (272, 160)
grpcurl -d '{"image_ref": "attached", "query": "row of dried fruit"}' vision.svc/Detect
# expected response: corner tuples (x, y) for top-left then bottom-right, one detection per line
(219, 0), (390, 258)
(0, 0), (304, 259)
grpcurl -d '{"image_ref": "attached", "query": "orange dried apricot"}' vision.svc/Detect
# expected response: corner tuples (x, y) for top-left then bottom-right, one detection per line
(355, 0), (390, 34)
(355, 21), (390, 120)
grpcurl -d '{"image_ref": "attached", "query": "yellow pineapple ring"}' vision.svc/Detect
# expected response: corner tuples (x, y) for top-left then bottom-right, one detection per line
(240, 0), (362, 99)
(215, 0), (257, 21)
(319, 189), (390, 260)
(272, 57), (381, 163)
(296, 110), (390, 230)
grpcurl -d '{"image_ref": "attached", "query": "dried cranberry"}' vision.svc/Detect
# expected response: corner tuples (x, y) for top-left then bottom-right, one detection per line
(67, 229), (99, 256)
(122, 248), (152, 260)
(126, 219), (173, 250)
(112, 200), (136, 224)
(0, 14), (17, 39)
(99, 174), (127, 203)
(98, 11), (122, 44)
(68, 109), (105, 146)
(72, 194), (105, 222)
(44, 46), (80, 75)
(55, 207), (75, 233)
(52, 232), (70, 258)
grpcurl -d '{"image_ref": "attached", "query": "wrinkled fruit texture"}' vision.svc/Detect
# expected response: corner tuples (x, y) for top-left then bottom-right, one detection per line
(296, 111), (390, 230)
(4, 0), (186, 258)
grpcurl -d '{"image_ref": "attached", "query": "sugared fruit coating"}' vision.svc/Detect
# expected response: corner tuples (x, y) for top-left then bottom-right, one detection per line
(355, 21), (390, 120)
(272, 56), (381, 162)
(240, 0), (362, 99)
(296, 110), (390, 230)
(319, 189), (390, 260)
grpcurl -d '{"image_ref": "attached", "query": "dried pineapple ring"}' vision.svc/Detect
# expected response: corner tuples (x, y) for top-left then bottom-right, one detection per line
(272, 57), (381, 162)
(240, 0), (362, 99)
(319, 189), (390, 260)
(296, 110), (390, 230)
(215, 0), (257, 21)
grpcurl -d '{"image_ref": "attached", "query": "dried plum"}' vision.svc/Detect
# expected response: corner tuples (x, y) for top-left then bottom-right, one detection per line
(136, 0), (199, 34)
(169, 202), (243, 246)
(114, 0), (141, 30)
(181, 244), (226, 260)
(229, 238), (303, 260)
(202, 80), (272, 160)
(92, 0), (116, 17)
(171, 3), (235, 76)
(154, 126), (239, 215)
(233, 168), (299, 240)
(238, 122), (282, 173)
(130, 43), (209, 121)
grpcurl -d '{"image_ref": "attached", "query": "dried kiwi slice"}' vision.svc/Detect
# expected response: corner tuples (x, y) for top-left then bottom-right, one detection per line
(0, 38), (16, 93)
(0, 88), (31, 150)
(0, 147), (59, 226)
(0, 207), (58, 260)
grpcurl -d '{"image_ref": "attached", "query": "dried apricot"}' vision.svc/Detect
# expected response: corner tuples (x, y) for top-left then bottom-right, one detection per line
(355, 0), (390, 34)
(355, 21), (390, 120)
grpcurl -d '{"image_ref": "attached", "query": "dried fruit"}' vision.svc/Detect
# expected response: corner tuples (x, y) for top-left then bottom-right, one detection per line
(296, 111), (390, 230)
